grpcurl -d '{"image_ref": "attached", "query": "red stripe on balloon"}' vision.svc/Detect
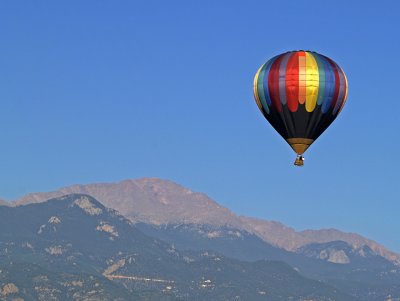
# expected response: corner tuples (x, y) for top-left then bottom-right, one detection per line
(285, 52), (299, 112)
(268, 55), (283, 112)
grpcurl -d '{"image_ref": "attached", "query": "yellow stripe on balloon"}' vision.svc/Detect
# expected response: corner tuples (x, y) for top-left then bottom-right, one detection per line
(298, 54), (306, 104)
(305, 52), (319, 112)
(253, 66), (263, 112)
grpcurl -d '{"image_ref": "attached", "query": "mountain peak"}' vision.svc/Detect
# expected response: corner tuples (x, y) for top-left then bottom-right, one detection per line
(11, 178), (241, 227)
(70, 194), (104, 216)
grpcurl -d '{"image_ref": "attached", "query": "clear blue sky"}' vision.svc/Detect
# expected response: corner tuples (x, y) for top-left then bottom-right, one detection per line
(1, 1), (399, 251)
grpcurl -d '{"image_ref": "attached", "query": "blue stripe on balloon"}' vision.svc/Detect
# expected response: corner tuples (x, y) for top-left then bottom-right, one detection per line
(320, 55), (336, 113)
(256, 62), (270, 114)
(313, 53), (325, 106)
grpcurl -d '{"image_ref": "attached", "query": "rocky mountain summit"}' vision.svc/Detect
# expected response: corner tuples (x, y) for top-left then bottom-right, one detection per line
(296, 240), (380, 264)
(9, 178), (400, 265)
(12, 179), (241, 227)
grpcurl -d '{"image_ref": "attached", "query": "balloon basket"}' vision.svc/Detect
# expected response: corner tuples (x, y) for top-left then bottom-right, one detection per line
(294, 155), (304, 167)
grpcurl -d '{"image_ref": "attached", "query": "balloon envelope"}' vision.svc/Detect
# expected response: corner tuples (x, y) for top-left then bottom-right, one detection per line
(253, 50), (348, 157)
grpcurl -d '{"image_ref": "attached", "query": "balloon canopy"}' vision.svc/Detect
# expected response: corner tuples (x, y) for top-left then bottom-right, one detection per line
(253, 50), (348, 166)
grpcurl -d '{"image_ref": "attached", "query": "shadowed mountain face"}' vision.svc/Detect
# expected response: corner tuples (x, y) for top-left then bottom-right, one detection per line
(0, 194), (356, 301)
(135, 223), (400, 301)
(9, 178), (400, 265)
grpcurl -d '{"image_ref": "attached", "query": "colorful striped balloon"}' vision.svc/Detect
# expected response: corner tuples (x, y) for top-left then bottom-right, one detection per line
(253, 51), (348, 165)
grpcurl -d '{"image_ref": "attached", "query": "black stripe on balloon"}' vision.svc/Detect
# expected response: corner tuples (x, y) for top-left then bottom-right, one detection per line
(264, 104), (339, 140)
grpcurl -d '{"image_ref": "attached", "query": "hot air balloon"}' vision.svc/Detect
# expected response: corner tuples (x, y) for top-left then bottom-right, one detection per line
(253, 50), (348, 166)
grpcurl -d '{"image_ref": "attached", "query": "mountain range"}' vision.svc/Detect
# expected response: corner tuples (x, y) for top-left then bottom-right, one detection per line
(1, 178), (400, 300)
(6, 178), (399, 265)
